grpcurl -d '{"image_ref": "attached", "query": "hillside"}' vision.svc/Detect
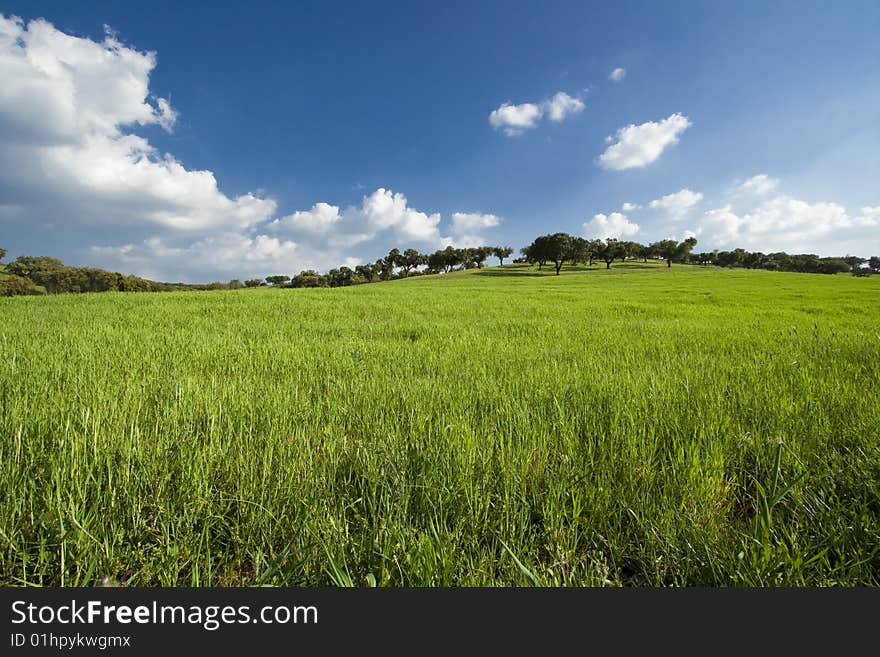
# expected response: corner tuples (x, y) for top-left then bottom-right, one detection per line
(1, 264), (878, 585)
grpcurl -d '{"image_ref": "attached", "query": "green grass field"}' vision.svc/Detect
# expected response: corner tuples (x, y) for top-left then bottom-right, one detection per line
(1, 262), (878, 586)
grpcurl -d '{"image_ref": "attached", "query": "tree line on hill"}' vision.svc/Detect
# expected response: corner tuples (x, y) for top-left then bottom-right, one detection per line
(516, 233), (880, 276)
(1, 238), (878, 297)
(518, 234), (699, 273)
(0, 253), (246, 297)
(250, 246), (515, 288)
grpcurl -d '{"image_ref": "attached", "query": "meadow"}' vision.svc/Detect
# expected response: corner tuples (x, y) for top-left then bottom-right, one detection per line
(1, 262), (878, 586)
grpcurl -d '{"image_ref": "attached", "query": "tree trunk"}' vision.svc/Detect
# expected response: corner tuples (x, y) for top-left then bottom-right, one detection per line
(667, 259), (672, 268)
(605, 260), (611, 269)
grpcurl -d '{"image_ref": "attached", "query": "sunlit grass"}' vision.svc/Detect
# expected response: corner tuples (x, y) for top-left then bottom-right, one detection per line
(1, 262), (878, 585)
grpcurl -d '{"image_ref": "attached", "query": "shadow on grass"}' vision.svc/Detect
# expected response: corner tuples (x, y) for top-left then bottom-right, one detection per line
(476, 263), (664, 277)
(474, 269), (547, 277)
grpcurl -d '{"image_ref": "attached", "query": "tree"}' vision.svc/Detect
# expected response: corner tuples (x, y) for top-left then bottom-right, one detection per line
(869, 256), (880, 273)
(355, 264), (376, 283)
(649, 240), (677, 268)
(577, 239), (602, 266)
(265, 275), (291, 286)
(595, 238), (623, 269)
(843, 255), (866, 273)
(0, 247), (6, 262)
(228, 279), (243, 289)
(650, 237), (698, 267)
(0, 274), (44, 296)
(381, 248), (404, 279)
(492, 246), (514, 267)
(545, 233), (574, 275)
(520, 242), (547, 269)
(427, 246), (462, 273)
(676, 237), (699, 266)
(471, 246), (493, 269)
(6, 256), (65, 279)
(816, 258), (851, 275)
(567, 237), (591, 266)
(523, 233), (590, 274)
(379, 250), (400, 280)
(244, 279), (263, 287)
(427, 250), (444, 272)
(400, 248), (426, 275)
(290, 270), (328, 288)
(691, 251), (715, 266)
(331, 266), (355, 286)
(619, 241), (642, 264)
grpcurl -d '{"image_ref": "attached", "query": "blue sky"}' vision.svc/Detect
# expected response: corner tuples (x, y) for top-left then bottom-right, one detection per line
(1, 1), (878, 281)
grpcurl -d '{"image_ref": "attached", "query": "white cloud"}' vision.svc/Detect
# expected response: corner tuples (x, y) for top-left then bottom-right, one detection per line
(450, 212), (501, 233)
(91, 233), (302, 282)
(543, 92), (585, 123)
(0, 17), (174, 142)
(694, 196), (880, 254)
(583, 212), (640, 240)
(0, 16), (508, 282)
(734, 174), (780, 196)
(609, 67), (626, 82)
(93, 184), (488, 281)
(269, 195), (503, 252)
(155, 98), (178, 132)
(621, 202), (641, 212)
(449, 212), (502, 246)
(269, 188), (445, 248)
(489, 90), (584, 136)
(0, 15), (277, 246)
(649, 188), (703, 218)
(858, 206), (880, 224)
(489, 102), (543, 136)
(598, 113), (692, 170)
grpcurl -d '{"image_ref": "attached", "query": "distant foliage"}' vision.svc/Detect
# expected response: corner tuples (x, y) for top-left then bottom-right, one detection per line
(688, 249), (871, 275)
(0, 252), (251, 296)
(0, 236), (875, 298)
(289, 270), (329, 288)
(0, 274), (44, 296)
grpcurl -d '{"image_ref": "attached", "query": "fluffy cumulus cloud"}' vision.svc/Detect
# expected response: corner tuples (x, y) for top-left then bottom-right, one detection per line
(649, 188), (703, 218)
(621, 202), (641, 212)
(0, 16), (503, 281)
(489, 102), (544, 136)
(733, 174), (780, 196)
(268, 188), (446, 248)
(0, 16), (277, 237)
(269, 196), (503, 251)
(543, 92), (585, 123)
(609, 67), (626, 82)
(692, 196), (880, 255)
(583, 212), (640, 240)
(97, 186), (503, 280)
(598, 113), (691, 170)
(91, 233), (301, 283)
(449, 212), (502, 246)
(489, 91), (584, 136)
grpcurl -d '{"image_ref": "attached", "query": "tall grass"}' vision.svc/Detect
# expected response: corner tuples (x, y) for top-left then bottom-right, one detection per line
(1, 263), (878, 585)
